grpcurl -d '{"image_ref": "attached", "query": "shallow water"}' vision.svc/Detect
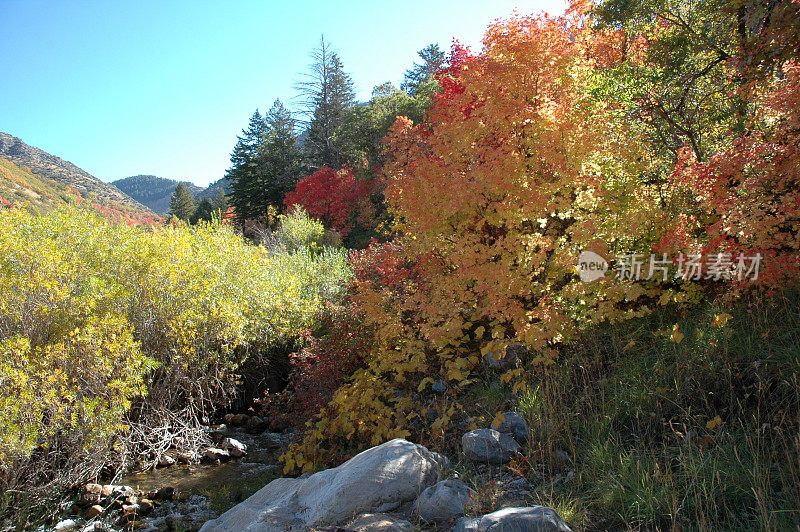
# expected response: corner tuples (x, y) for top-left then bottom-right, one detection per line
(118, 429), (283, 498)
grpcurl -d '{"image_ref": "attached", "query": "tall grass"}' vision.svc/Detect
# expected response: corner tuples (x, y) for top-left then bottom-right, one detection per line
(520, 290), (800, 530)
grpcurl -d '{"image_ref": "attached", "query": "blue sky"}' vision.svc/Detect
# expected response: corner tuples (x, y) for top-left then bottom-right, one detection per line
(0, 0), (565, 187)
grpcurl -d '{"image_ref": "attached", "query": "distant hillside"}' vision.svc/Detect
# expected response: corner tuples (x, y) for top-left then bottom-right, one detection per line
(0, 132), (149, 212)
(113, 175), (203, 214)
(0, 158), (74, 210)
(196, 176), (231, 200)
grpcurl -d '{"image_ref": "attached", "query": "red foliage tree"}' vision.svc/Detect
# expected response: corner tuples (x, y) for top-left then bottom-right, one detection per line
(283, 166), (374, 237)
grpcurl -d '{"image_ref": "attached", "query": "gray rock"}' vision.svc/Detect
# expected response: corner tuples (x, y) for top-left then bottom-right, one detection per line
(176, 451), (197, 463)
(374, 500), (400, 513)
(482, 343), (524, 371)
(199, 438), (441, 531)
(259, 431), (285, 449)
(80, 524), (112, 532)
(221, 437), (247, 457)
(245, 415), (266, 432)
(491, 411), (529, 445)
(462, 429), (521, 464)
(432, 380), (448, 394)
(158, 453), (176, 467)
(504, 477), (529, 491)
(202, 447), (230, 461)
(414, 479), (475, 522)
(454, 506), (572, 531)
(345, 513), (412, 531)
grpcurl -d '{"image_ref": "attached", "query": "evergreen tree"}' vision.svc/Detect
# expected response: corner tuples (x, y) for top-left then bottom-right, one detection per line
(169, 182), (196, 221)
(211, 189), (228, 213)
(225, 102), (305, 223)
(259, 99), (305, 213)
(401, 43), (446, 94)
(297, 36), (357, 169)
(226, 110), (268, 222)
(190, 198), (214, 224)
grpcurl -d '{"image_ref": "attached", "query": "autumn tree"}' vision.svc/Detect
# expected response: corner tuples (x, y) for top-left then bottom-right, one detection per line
(283, 166), (371, 237)
(284, 3), (669, 471)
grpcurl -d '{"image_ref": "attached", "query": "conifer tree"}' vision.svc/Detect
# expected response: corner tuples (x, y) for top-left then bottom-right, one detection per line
(169, 182), (196, 221)
(259, 99), (305, 212)
(297, 37), (357, 169)
(401, 43), (445, 94)
(226, 110), (268, 222)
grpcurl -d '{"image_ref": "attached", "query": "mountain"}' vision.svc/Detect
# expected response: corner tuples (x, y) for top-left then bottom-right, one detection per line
(196, 176), (231, 200)
(0, 157), (74, 211)
(113, 175), (203, 214)
(0, 132), (148, 211)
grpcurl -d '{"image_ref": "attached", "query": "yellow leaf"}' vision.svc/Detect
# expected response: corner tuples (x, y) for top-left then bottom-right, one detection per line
(474, 326), (486, 340)
(706, 415), (722, 430)
(492, 412), (506, 427)
(712, 313), (733, 328)
(623, 340), (636, 352)
(418, 377), (434, 392)
(670, 324), (684, 344)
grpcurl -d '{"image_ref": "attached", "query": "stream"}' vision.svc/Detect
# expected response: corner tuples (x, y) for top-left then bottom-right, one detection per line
(118, 428), (285, 498)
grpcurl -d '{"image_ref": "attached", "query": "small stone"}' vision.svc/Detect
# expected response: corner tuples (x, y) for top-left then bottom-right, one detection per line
(454, 506), (572, 531)
(176, 451), (195, 463)
(84, 483), (102, 495)
(155, 486), (175, 501)
(138, 499), (155, 515)
(491, 411), (529, 445)
(221, 437), (247, 457)
(462, 428), (521, 464)
(54, 519), (79, 531)
(430, 451), (451, 473)
(202, 447), (230, 461)
(157, 454), (175, 467)
(245, 415), (266, 431)
(505, 477), (529, 491)
(482, 343), (524, 371)
(346, 513), (412, 532)
(85, 505), (104, 519)
(431, 379), (448, 394)
(414, 479), (476, 522)
(81, 523), (111, 532)
(123, 503), (140, 514)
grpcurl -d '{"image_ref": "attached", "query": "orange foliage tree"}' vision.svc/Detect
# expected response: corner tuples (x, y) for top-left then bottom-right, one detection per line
(667, 62), (800, 289)
(282, 2), (676, 472)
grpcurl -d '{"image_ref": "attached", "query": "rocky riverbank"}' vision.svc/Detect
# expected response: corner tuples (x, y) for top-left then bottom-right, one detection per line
(47, 409), (574, 531)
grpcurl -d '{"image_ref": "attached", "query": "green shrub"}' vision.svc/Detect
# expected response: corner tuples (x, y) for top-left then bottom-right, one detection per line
(0, 206), (351, 523)
(273, 207), (328, 253)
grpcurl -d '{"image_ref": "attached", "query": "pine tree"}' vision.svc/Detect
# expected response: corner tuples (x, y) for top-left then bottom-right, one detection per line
(226, 110), (268, 223)
(297, 36), (357, 169)
(211, 189), (228, 213)
(259, 99), (305, 213)
(225, 103), (305, 223)
(169, 183), (196, 221)
(401, 43), (445, 94)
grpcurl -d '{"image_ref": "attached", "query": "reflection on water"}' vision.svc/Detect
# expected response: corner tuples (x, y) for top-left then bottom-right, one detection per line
(118, 430), (284, 498)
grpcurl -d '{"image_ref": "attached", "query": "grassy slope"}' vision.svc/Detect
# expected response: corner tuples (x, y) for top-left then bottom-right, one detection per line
(460, 290), (800, 530)
(0, 158), (164, 225)
(0, 158), (74, 210)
